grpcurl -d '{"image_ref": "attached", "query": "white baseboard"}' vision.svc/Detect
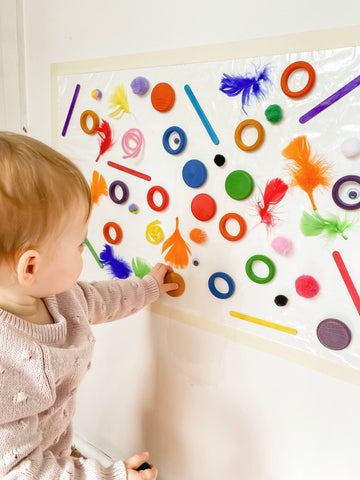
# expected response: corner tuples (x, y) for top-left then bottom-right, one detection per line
(72, 432), (114, 467)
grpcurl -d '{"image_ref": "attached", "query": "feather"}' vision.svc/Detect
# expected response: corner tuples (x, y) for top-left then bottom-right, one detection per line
(95, 120), (114, 162)
(219, 64), (272, 113)
(161, 217), (191, 269)
(109, 84), (131, 119)
(300, 210), (353, 240)
(99, 244), (132, 278)
(256, 178), (288, 227)
(282, 136), (332, 210)
(131, 257), (152, 279)
(90, 170), (108, 205)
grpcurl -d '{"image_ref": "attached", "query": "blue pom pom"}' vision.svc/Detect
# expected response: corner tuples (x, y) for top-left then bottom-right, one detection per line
(220, 64), (272, 113)
(99, 244), (132, 279)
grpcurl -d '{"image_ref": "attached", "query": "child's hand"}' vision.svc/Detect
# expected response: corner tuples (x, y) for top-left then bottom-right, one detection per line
(124, 452), (158, 479)
(148, 263), (179, 295)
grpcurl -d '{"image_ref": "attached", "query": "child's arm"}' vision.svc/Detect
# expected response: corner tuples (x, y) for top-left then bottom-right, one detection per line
(75, 263), (178, 325)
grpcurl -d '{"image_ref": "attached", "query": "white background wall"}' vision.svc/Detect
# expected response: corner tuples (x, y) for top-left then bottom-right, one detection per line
(2, 1), (360, 479)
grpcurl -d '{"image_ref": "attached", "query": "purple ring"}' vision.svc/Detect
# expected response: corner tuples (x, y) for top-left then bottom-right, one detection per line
(332, 174), (360, 210)
(109, 180), (129, 204)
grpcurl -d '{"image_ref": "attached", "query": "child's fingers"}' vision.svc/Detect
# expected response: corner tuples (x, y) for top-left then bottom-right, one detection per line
(124, 451), (150, 470)
(161, 282), (179, 293)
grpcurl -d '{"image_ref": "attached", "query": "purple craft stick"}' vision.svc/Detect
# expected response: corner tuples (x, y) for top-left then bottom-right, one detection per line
(299, 75), (360, 124)
(62, 83), (80, 136)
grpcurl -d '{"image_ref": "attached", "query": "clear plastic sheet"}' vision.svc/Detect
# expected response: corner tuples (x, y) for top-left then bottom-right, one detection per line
(57, 45), (360, 371)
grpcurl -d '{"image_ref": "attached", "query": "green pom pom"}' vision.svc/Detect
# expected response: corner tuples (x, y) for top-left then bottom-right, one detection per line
(131, 257), (152, 278)
(265, 104), (283, 123)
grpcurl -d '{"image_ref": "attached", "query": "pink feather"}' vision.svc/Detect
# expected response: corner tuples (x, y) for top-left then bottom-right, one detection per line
(95, 119), (114, 162)
(256, 178), (288, 227)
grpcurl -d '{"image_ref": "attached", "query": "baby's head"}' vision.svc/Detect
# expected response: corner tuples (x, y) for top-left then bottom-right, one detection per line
(0, 132), (92, 267)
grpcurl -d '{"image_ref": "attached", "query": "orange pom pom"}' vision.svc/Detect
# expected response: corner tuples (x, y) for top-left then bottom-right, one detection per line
(189, 228), (207, 244)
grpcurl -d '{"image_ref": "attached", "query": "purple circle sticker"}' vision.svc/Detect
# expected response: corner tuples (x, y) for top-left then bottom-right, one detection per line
(316, 318), (352, 350)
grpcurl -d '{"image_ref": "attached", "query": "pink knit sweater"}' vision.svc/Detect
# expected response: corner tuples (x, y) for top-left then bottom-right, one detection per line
(0, 275), (159, 479)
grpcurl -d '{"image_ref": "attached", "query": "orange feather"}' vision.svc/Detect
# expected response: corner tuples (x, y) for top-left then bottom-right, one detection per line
(282, 135), (331, 210)
(90, 170), (108, 205)
(162, 217), (191, 268)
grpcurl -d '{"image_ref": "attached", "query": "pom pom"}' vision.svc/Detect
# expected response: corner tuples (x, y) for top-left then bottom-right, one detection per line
(131, 257), (152, 279)
(214, 154), (225, 167)
(131, 76), (150, 95)
(341, 138), (360, 158)
(274, 294), (288, 306)
(219, 64), (272, 113)
(91, 89), (102, 100)
(128, 203), (139, 214)
(271, 236), (292, 255)
(99, 244), (132, 279)
(189, 228), (207, 244)
(295, 275), (319, 298)
(265, 104), (283, 123)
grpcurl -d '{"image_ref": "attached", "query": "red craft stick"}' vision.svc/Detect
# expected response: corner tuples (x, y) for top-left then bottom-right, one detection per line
(332, 250), (360, 316)
(107, 161), (151, 181)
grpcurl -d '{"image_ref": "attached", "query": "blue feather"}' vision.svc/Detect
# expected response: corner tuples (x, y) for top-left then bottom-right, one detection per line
(99, 244), (132, 279)
(220, 64), (272, 113)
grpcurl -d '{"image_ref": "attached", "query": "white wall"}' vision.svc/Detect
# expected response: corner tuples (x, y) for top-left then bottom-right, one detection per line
(5, 1), (360, 479)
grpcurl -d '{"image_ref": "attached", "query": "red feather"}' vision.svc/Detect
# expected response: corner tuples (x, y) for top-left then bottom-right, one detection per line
(95, 119), (114, 162)
(256, 178), (288, 227)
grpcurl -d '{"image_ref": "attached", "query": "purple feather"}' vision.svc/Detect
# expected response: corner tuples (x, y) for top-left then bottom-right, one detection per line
(99, 244), (132, 279)
(220, 64), (272, 113)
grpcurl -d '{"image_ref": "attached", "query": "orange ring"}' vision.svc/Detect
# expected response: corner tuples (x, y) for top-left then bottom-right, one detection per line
(234, 119), (265, 151)
(219, 213), (247, 241)
(80, 110), (100, 135)
(281, 61), (316, 98)
(103, 221), (122, 244)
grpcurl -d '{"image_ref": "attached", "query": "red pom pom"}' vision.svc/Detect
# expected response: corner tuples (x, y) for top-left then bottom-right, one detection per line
(295, 275), (319, 298)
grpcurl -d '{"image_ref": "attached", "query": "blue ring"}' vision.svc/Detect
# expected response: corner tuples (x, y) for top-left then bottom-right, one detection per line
(162, 126), (187, 155)
(208, 272), (235, 299)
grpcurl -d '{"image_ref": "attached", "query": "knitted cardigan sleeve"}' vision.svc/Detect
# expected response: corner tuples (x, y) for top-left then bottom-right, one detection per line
(0, 326), (127, 480)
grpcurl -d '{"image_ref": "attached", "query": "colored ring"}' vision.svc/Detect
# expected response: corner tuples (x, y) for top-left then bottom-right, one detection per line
(103, 221), (122, 244)
(219, 213), (247, 241)
(162, 126), (187, 154)
(109, 180), (129, 205)
(281, 61), (316, 98)
(245, 255), (275, 284)
(332, 175), (360, 210)
(234, 119), (265, 151)
(208, 272), (235, 299)
(80, 110), (100, 135)
(147, 186), (169, 212)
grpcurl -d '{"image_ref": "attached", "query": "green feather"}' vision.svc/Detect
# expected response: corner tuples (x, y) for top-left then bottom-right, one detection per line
(300, 210), (353, 240)
(131, 257), (152, 278)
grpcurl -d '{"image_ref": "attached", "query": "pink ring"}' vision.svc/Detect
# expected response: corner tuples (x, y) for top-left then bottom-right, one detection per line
(122, 128), (143, 159)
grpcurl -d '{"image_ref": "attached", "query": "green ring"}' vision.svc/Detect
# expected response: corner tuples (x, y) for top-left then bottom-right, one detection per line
(245, 255), (275, 284)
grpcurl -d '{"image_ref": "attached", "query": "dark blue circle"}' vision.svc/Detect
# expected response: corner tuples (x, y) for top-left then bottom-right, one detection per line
(162, 126), (187, 155)
(182, 159), (207, 188)
(208, 272), (235, 299)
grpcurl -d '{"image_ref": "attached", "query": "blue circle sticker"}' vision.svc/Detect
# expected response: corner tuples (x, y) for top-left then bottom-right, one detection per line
(182, 159), (207, 188)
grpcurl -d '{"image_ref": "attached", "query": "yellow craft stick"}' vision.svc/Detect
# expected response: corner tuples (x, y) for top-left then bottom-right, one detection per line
(230, 310), (297, 335)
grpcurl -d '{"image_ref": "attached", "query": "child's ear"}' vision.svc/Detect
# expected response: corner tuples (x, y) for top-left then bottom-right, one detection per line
(16, 250), (40, 286)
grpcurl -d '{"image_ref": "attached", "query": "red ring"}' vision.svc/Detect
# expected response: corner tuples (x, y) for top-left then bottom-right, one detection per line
(281, 61), (316, 98)
(147, 186), (169, 211)
(103, 221), (122, 244)
(219, 213), (247, 241)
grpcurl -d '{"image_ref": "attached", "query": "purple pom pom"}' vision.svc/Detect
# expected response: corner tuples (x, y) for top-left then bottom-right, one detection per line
(130, 77), (150, 95)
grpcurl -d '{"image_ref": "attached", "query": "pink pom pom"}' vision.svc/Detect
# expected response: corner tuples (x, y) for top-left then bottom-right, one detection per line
(271, 236), (292, 255)
(295, 275), (319, 298)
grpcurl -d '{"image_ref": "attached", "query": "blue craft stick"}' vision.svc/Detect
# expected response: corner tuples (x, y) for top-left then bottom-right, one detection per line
(184, 84), (219, 145)
(299, 75), (360, 124)
(62, 83), (80, 136)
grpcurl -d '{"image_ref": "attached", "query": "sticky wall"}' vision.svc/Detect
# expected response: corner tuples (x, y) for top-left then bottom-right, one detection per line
(56, 44), (360, 377)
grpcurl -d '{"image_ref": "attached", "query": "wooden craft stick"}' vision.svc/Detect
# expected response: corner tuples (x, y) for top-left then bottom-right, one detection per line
(62, 83), (80, 136)
(230, 310), (297, 335)
(107, 161), (151, 181)
(332, 250), (360, 316)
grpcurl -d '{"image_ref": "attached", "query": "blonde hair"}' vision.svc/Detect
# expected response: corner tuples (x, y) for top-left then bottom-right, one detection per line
(0, 132), (92, 263)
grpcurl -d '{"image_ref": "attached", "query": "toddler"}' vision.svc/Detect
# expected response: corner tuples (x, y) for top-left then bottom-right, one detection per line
(0, 132), (178, 479)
